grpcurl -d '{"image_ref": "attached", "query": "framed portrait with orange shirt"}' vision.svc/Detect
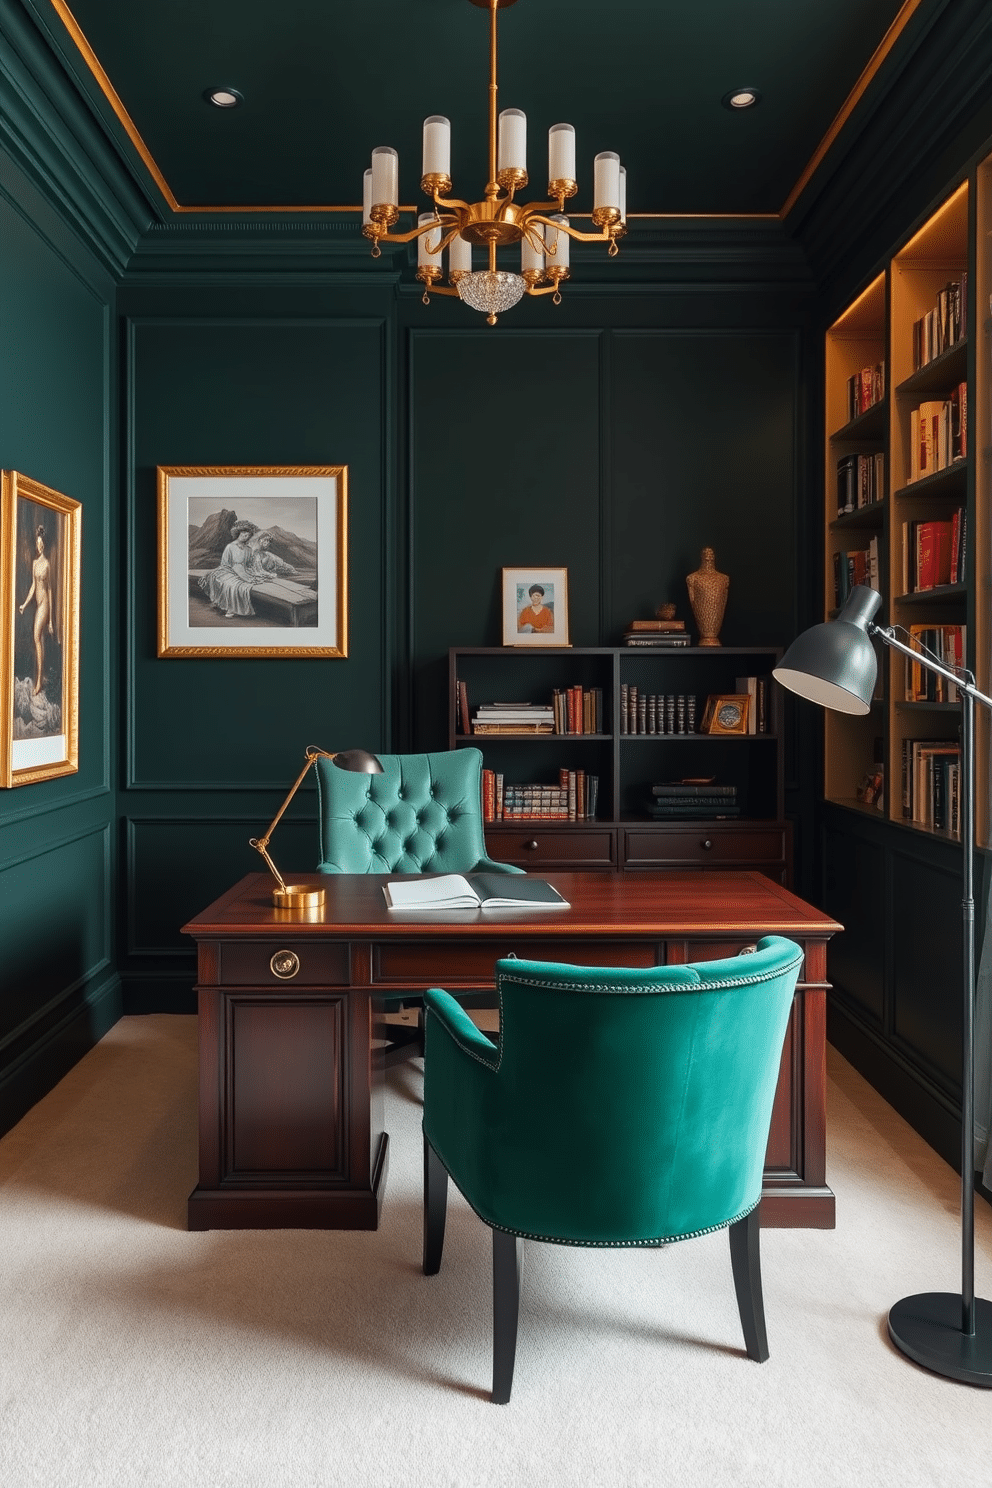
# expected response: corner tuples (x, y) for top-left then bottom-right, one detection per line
(501, 567), (570, 647)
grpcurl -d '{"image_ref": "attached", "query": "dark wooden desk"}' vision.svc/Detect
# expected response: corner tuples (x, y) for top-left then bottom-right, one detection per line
(183, 870), (842, 1232)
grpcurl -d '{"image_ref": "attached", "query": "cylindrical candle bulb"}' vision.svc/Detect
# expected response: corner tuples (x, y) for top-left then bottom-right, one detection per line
(546, 214), (570, 270)
(362, 168), (372, 225)
(594, 151), (621, 212)
(548, 123), (576, 183)
(449, 234), (472, 276)
(619, 165), (627, 222)
(521, 225), (544, 276)
(422, 116), (451, 178)
(498, 109), (527, 174)
(371, 146), (399, 208)
(417, 214), (442, 269)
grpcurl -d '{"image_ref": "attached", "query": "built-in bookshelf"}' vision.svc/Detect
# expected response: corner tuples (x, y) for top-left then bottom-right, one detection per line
(823, 176), (991, 845)
(450, 646), (789, 881)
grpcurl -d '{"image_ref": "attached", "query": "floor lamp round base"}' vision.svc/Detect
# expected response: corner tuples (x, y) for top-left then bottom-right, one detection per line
(888, 1293), (992, 1386)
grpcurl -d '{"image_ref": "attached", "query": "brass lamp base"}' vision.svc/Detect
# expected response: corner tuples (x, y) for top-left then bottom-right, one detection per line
(272, 884), (327, 910)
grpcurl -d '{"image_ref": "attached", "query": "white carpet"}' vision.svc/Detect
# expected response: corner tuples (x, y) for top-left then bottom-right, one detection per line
(0, 1017), (990, 1488)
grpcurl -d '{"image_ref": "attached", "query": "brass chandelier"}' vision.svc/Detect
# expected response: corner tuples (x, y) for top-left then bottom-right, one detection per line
(361, 0), (627, 325)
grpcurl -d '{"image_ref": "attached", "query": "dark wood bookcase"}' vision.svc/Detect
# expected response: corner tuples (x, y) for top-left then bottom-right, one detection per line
(449, 646), (789, 882)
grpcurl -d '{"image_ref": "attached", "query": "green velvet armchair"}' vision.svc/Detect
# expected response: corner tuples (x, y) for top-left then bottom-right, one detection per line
(315, 747), (521, 1061)
(422, 935), (806, 1402)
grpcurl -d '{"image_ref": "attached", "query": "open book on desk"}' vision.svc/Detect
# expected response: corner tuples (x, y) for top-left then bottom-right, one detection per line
(383, 872), (569, 911)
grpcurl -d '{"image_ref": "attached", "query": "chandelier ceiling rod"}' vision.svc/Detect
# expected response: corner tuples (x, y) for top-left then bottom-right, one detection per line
(361, 0), (626, 325)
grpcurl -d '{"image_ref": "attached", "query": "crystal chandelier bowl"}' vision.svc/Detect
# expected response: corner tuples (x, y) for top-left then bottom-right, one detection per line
(456, 269), (526, 322)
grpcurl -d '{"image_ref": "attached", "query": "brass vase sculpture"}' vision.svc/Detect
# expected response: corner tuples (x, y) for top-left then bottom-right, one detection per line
(686, 547), (729, 646)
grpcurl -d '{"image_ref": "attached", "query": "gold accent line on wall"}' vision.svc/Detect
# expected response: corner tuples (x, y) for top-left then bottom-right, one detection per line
(48, 0), (925, 223)
(780, 0), (927, 220)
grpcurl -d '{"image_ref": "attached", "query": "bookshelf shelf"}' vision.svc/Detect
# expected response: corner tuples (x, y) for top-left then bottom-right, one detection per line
(450, 645), (788, 881)
(823, 176), (978, 840)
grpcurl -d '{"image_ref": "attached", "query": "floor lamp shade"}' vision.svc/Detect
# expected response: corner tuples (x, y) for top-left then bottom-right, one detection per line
(773, 586), (881, 714)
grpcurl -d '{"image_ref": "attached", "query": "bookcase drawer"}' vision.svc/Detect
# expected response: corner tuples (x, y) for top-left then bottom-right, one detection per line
(486, 826), (617, 869)
(622, 823), (787, 869)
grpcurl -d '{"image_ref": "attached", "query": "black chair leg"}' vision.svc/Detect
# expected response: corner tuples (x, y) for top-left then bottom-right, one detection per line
(491, 1228), (523, 1404)
(729, 1207), (769, 1362)
(423, 1138), (449, 1275)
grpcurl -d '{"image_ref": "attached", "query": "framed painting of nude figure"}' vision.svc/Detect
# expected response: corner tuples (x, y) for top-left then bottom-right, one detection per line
(156, 466), (348, 659)
(0, 471), (81, 788)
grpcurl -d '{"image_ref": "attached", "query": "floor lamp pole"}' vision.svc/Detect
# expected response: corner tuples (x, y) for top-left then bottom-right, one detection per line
(875, 628), (992, 1384)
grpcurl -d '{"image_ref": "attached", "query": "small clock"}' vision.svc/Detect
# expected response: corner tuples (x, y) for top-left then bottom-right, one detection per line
(700, 693), (751, 735)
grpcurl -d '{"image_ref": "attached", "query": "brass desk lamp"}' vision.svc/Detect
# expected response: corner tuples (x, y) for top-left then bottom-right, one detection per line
(250, 745), (383, 909)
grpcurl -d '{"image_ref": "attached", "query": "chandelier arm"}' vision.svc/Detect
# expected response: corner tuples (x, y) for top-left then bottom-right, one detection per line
(432, 192), (471, 213)
(423, 284), (463, 298)
(526, 213), (613, 244)
(434, 224), (466, 254)
(523, 283), (561, 297)
(367, 217), (458, 247)
(517, 198), (568, 219)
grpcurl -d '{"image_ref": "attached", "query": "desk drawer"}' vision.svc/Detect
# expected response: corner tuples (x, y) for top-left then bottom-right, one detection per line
(486, 826), (617, 869)
(623, 824), (787, 869)
(375, 937), (658, 985)
(219, 942), (350, 986)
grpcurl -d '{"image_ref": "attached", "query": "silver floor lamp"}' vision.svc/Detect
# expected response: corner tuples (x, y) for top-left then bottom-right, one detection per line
(774, 583), (992, 1386)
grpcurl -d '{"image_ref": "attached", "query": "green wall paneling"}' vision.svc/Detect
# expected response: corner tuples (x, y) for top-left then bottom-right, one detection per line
(409, 329), (603, 751)
(609, 330), (798, 646)
(823, 818), (887, 1027)
(125, 315), (389, 788)
(125, 815), (321, 956)
(890, 843), (964, 1097)
(0, 147), (117, 1136)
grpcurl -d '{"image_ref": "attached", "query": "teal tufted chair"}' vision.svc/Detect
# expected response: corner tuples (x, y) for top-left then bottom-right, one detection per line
(315, 748), (524, 876)
(315, 748), (521, 1062)
(422, 935), (805, 1402)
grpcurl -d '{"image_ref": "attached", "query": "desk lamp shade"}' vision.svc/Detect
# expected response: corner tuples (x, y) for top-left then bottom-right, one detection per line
(773, 586), (882, 714)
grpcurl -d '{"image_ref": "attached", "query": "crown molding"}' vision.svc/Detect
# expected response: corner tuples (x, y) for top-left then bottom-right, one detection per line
(0, 0), (151, 274)
(791, 0), (992, 281)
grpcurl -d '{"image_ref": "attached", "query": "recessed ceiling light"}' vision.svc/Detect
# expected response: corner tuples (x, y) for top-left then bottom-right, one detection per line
(722, 88), (761, 110)
(205, 87), (243, 108)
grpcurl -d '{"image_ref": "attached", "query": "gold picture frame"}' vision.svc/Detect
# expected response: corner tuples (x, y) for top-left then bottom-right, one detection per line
(700, 693), (751, 735)
(157, 465), (348, 658)
(0, 471), (81, 788)
(501, 566), (570, 647)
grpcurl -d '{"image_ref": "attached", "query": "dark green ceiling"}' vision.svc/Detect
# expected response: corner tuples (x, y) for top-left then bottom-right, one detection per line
(34, 0), (930, 217)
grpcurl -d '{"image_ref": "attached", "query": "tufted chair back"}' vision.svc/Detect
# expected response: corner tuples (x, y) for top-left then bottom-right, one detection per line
(315, 748), (523, 875)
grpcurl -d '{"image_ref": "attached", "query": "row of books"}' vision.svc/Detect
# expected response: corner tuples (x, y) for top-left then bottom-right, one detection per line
(900, 509), (966, 593)
(847, 362), (885, 421)
(552, 687), (605, 733)
(836, 451), (885, 516)
(833, 537), (881, 608)
(901, 738), (961, 837)
(480, 768), (599, 821)
(912, 276), (967, 371)
(903, 624), (966, 703)
(645, 781), (740, 819)
(907, 385), (966, 483)
(622, 619), (690, 648)
(620, 687), (698, 735)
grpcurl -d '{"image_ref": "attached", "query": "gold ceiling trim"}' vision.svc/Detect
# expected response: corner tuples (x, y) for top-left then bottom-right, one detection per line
(779, 0), (926, 220)
(48, 0), (925, 224)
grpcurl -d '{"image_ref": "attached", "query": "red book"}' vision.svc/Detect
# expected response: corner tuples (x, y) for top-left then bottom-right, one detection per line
(933, 520), (953, 586)
(481, 768), (495, 823)
(916, 522), (935, 590)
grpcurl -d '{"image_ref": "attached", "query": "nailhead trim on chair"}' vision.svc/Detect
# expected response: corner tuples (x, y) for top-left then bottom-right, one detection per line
(425, 1130), (762, 1248)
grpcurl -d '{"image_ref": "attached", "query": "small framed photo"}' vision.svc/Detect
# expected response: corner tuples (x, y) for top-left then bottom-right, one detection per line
(157, 465), (347, 658)
(700, 693), (751, 735)
(0, 471), (81, 788)
(501, 567), (570, 647)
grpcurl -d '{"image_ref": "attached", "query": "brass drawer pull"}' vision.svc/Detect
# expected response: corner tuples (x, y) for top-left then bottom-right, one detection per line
(701, 839), (713, 850)
(525, 839), (539, 851)
(270, 949), (300, 980)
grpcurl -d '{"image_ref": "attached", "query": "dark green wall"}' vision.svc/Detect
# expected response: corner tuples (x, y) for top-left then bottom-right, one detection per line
(0, 144), (119, 1129)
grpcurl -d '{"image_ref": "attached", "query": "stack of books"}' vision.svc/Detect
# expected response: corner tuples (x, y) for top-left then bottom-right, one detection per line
(623, 619), (690, 647)
(644, 782), (740, 819)
(472, 702), (554, 734)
